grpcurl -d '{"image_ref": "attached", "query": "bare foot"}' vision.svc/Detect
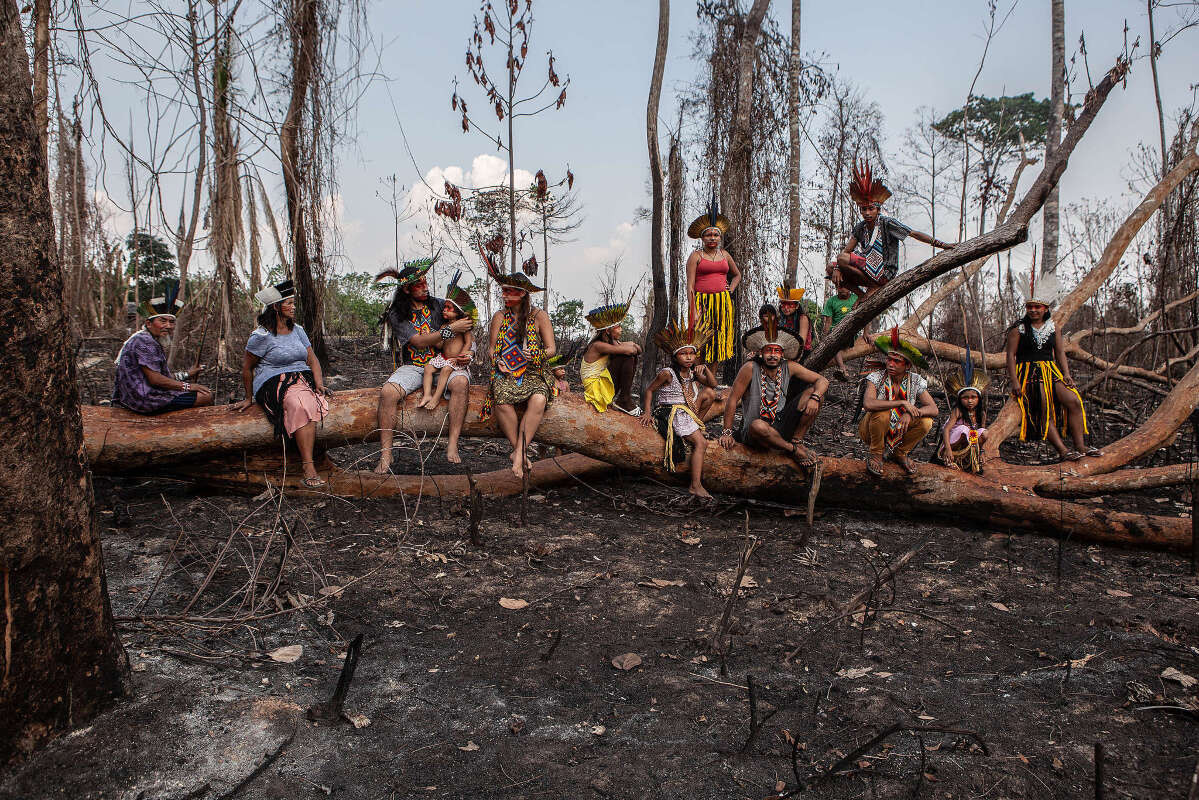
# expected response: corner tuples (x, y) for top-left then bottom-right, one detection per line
(372, 457), (391, 475)
(510, 450), (524, 480)
(421, 397), (440, 411)
(690, 485), (712, 499)
(446, 445), (462, 464)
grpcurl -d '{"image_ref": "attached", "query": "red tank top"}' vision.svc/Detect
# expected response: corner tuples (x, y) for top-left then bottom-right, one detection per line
(694, 255), (729, 294)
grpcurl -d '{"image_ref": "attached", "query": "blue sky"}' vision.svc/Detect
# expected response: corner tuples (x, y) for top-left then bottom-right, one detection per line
(89, 1), (1199, 311)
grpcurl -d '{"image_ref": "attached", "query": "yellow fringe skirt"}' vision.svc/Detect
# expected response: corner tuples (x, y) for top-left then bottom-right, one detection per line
(1015, 360), (1088, 441)
(579, 355), (614, 412)
(696, 290), (734, 364)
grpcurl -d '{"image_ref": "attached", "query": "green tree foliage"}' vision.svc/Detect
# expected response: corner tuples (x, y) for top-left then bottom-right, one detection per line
(323, 272), (393, 335)
(125, 230), (177, 301)
(934, 93), (1052, 228)
(549, 298), (585, 339)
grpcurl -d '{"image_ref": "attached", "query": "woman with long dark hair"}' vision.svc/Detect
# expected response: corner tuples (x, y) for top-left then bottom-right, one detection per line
(685, 196), (741, 367)
(1005, 271), (1098, 462)
(478, 249), (558, 479)
(236, 280), (330, 487)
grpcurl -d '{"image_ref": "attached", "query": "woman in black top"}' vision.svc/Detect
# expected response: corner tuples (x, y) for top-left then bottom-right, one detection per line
(1004, 299), (1099, 461)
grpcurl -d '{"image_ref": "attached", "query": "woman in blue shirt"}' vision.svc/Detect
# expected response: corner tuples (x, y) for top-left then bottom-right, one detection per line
(236, 280), (330, 487)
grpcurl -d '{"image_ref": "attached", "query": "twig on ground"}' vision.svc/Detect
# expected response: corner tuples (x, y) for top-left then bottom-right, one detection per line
(712, 513), (759, 674)
(211, 725), (296, 800)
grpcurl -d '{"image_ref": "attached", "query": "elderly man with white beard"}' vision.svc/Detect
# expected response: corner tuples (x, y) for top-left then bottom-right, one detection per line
(112, 286), (213, 413)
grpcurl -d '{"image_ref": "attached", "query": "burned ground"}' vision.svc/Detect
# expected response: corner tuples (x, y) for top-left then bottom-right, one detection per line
(3, 336), (1196, 799)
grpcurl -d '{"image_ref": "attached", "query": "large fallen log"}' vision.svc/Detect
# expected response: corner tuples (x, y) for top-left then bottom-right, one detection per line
(1036, 463), (1197, 498)
(168, 451), (613, 500)
(82, 388), (1191, 551)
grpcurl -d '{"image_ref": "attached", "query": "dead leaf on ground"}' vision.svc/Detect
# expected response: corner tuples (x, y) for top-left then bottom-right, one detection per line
(681, 536), (701, 546)
(1105, 588), (1132, 598)
(267, 644), (303, 663)
(1161, 667), (1197, 688)
(611, 652), (642, 671)
(859, 539), (877, 549)
(318, 585), (344, 597)
(990, 602), (1011, 613)
(1051, 756), (1064, 770)
(343, 712), (371, 729)
(639, 578), (685, 588)
(590, 725), (606, 736)
(835, 666), (872, 679)
(458, 740), (479, 752)
(499, 597), (529, 610)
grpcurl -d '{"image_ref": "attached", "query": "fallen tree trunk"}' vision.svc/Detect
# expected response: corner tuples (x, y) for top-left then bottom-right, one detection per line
(169, 451), (614, 500)
(1036, 463), (1197, 497)
(83, 388), (1191, 551)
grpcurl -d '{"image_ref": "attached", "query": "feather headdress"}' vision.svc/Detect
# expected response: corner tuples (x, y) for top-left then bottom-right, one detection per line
(945, 343), (990, 396)
(1016, 269), (1065, 307)
(776, 283), (805, 303)
(655, 319), (714, 355)
(742, 318), (802, 361)
(374, 255), (437, 288)
(443, 270), (478, 323)
(478, 242), (544, 293)
(687, 189), (732, 239)
(873, 326), (927, 369)
(848, 159), (892, 206)
(141, 280), (185, 320)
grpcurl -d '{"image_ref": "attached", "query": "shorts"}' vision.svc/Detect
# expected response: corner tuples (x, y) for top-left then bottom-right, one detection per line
(387, 363), (469, 397)
(151, 391), (197, 414)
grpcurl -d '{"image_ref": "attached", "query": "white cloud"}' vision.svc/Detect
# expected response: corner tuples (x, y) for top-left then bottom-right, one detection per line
(582, 220), (638, 267)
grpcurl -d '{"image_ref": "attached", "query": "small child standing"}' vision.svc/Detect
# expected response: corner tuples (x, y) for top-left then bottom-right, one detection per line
(941, 362), (989, 473)
(419, 275), (476, 409)
(641, 322), (716, 499)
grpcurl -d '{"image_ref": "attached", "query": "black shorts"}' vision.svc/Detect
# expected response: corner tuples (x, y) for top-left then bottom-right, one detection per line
(152, 391), (198, 414)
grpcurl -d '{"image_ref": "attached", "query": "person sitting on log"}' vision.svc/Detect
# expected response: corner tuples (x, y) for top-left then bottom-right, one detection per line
(719, 320), (827, 475)
(858, 328), (938, 476)
(418, 272), (476, 411)
(373, 257), (475, 471)
(479, 247), (558, 479)
(1005, 269), (1101, 462)
(641, 321), (716, 500)
(941, 353), (990, 473)
(776, 284), (813, 361)
(236, 280), (331, 488)
(580, 294), (643, 414)
(830, 160), (954, 298)
(820, 282), (860, 381)
(112, 284), (213, 413)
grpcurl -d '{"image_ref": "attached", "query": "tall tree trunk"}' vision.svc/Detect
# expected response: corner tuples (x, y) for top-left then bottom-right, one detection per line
(280, 0), (327, 363)
(211, 9), (242, 369)
(640, 0), (670, 395)
(719, 0), (772, 381)
(0, 0), (128, 761)
(667, 128), (683, 321)
(31, 0), (49, 163)
(1042, 0), (1064, 272)
(785, 0), (801, 286)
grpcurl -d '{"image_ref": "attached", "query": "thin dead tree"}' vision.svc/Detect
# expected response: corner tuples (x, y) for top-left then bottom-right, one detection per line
(641, 0), (670, 393)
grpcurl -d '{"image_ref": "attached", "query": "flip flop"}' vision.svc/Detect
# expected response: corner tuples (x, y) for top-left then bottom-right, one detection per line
(791, 442), (819, 472)
(866, 455), (884, 477)
(1062, 450), (1085, 462)
(302, 476), (328, 488)
(891, 453), (918, 475)
(1084, 448), (1104, 457)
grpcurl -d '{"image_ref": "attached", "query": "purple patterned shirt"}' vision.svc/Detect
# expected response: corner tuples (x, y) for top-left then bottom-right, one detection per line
(112, 330), (184, 413)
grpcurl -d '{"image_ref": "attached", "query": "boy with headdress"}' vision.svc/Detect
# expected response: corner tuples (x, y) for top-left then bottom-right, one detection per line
(719, 320), (828, 475)
(112, 285), (213, 413)
(831, 161), (955, 297)
(775, 284), (813, 360)
(857, 328), (939, 476)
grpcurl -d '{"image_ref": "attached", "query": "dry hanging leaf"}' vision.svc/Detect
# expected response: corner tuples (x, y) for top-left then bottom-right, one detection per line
(1105, 588), (1132, 598)
(458, 740), (479, 752)
(611, 652), (642, 671)
(267, 644), (303, 663)
(498, 597), (529, 610)
(1161, 667), (1197, 688)
(990, 602), (1011, 613)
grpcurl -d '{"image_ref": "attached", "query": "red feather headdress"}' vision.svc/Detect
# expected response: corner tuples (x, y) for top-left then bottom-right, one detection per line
(848, 159), (892, 206)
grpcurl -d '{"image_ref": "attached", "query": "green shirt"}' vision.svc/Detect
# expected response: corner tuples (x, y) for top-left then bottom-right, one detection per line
(821, 294), (858, 326)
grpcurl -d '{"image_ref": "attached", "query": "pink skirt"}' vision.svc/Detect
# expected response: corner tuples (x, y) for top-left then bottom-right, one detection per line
(949, 423), (986, 445)
(282, 381), (329, 435)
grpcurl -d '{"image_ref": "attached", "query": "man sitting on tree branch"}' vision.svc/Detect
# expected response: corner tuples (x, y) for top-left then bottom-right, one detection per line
(374, 258), (474, 471)
(830, 160), (955, 298)
(719, 321), (827, 476)
(112, 285), (212, 414)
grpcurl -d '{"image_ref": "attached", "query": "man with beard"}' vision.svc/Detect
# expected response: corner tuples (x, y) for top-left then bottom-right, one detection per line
(112, 287), (212, 413)
(719, 320), (827, 475)
(373, 258), (475, 471)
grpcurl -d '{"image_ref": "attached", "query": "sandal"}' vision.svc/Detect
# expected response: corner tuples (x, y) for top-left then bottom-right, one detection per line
(891, 453), (918, 475)
(1062, 450), (1085, 462)
(302, 476), (327, 488)
(1084, 448), (1104, 457)
(791, 442), (819, 472)
(866, 455), (884, 477)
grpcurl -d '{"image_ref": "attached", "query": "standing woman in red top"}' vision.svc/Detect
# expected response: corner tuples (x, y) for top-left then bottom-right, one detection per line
(686, 196), (741, 367)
